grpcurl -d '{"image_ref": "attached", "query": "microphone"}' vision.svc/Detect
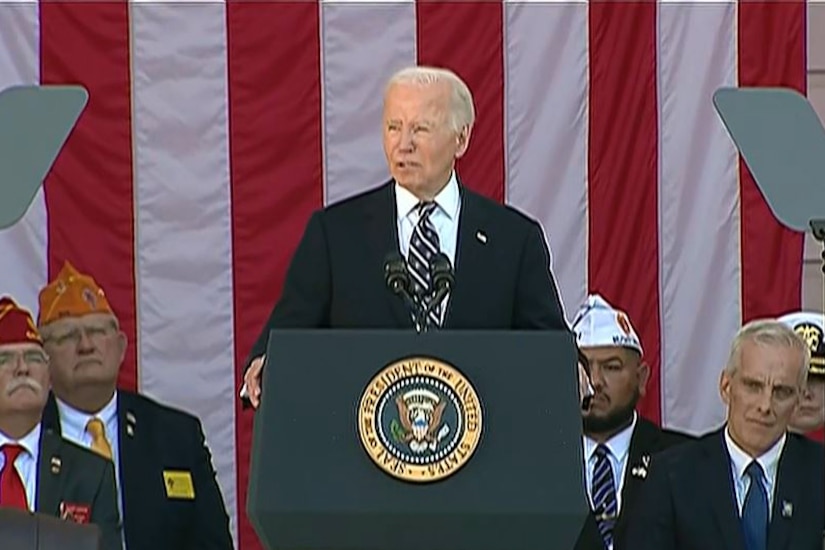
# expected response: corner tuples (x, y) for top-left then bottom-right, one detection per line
(578, 348), (595, 411)
(384, 253), (423, 330)
(423, 253), (454, 319)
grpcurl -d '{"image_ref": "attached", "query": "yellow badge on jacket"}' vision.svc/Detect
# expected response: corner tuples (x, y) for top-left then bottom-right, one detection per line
(163, 470), (195, 499)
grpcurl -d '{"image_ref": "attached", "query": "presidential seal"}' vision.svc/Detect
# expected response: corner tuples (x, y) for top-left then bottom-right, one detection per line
(357, 357), (483, 483)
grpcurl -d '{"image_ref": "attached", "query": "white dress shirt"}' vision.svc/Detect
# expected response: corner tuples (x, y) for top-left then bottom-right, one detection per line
(0, 423), (41, 511)
(581, 412), (637, 550)
(724, 426), (785, 519)
(56, 392), (124, 519)
(395, 171), (461, 324)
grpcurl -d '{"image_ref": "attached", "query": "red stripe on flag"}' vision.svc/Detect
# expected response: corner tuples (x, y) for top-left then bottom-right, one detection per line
(738, 1), (805, 322)
(227, 3), (323, 548)
(39, 2), (138, 391)
(416, 0), (505, 202)
(588, 2), (661, 424)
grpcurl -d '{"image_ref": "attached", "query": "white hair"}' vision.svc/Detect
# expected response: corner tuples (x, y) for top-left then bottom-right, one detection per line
(725, 318), (810, 387)
(385, 65), (476, 133)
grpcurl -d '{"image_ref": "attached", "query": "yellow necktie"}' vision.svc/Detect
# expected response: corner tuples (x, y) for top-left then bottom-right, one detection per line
(86, 418), (113, 460)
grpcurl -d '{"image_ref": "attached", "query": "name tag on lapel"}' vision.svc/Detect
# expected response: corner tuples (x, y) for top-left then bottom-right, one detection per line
(163, 470), (195, 499)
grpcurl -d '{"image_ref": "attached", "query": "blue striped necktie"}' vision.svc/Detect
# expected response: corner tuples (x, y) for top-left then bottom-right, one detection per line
(591, 444), (618, 548)
(407, 201), (441, 328)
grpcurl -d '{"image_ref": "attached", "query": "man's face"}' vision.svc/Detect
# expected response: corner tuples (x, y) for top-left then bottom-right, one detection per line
(382, 81), (470, 199)
(41, 313), (125, 394)
(0, 342), (50, 416)
(720, 339), (803, 457)
(581, 346), (648, 434)
(790, 375), (825, 433)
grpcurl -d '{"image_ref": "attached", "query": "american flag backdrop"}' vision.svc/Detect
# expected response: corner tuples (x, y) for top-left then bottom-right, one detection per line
(0, 1), (809, 548)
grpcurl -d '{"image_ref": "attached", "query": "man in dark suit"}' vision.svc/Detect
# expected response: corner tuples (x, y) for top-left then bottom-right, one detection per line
(625, 319), (825, 550)
(241, 65), (568, 407)
(569, 294), (693, 550)
(0, 296), (121, 550)
(35, 262), (234, 550)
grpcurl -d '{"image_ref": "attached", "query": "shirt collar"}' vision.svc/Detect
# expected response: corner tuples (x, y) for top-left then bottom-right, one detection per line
(583, 411), (638, 462)
(395, 170), (460, 221)
(724, 425), (786, 482)
(56, 390), (119, 434)
(0, 422), (41, 458)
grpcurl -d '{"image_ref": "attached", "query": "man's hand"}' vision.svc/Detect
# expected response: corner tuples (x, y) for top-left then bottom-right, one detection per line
(244, 355), (265, 409)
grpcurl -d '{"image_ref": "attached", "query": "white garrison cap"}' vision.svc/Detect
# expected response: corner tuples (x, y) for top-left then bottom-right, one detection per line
(778, 310), (825, 376)
(570, 294), (643, 355)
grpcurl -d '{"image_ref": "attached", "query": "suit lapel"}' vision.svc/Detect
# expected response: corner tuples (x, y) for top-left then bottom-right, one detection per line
(36, 430), (65, 516)
(365, 181), (414, 328)
(444, 188), (489, 328)
(705, 431), (747, 550)
(117, 392), (141, 544)
(614, 419), (655, 536)
(767, 437), (802, 550)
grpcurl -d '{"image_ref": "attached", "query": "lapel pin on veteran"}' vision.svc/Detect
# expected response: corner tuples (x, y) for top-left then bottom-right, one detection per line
(51, 456), (61, 475)
(781, 500), (793, 518)
(476, 230), (487, 244)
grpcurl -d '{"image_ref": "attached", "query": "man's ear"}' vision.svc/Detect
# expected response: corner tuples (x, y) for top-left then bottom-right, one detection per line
(455, 125), (472, 158)
(637, 361), (651, 397)
(719, 370), (732, 407)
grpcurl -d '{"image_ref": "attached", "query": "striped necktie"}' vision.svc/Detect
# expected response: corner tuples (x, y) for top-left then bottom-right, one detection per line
(591, 444), (618, 548)
(407, 201), (441, 328)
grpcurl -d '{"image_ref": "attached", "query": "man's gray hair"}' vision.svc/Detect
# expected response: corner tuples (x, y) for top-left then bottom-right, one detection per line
(385, 65), (476, 133)
(724, 318), (810, 386)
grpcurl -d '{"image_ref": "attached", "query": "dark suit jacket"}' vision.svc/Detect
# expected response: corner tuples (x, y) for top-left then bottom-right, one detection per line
(42, 391), (233, 550)
(624, 428), (825, 550)
(36, 428), (121, 550)
(244, 179), (568, 372)
(574, 417), (694, 550)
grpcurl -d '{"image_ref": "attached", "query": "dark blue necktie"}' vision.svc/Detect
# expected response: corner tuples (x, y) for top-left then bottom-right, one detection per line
(742, 461), (768, 550)
(591, 444), (617, 548)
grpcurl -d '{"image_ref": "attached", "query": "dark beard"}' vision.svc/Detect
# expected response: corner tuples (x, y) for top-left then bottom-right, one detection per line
(582, 393), (638, 437)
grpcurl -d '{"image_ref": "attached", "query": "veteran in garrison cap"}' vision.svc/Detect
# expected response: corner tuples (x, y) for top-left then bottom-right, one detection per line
(37, 261), (233, 550)
(0, 296), (121, 550)
(779, 311), (825, 439)
(570, 294), (693, 550)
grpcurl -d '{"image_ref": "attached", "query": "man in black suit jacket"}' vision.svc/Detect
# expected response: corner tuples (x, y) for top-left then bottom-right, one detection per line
(625, 319), (825, 550)
(0, 296), (121, 550)
(569, 294), (693, 550)
(35, 262), (234, 550)
(241, 65), (568, 407)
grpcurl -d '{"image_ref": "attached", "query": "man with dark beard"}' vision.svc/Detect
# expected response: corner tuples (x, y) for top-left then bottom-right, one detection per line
(571, 294), (693, 550)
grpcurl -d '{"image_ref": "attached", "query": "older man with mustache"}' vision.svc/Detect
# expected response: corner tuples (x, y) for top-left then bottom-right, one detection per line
(0, 295), (121, 549)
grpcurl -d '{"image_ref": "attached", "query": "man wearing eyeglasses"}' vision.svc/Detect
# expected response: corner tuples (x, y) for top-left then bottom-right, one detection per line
(0, 295), (121, 549)
(36, 262), (233, 550)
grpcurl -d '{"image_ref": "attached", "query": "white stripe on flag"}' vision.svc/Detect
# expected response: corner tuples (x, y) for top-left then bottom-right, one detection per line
(657, 3), (740, 433)
(129, 3), (237, 543)
(504, 2), (588, 321)
(321, 1), (416, 205)
(0, 2), (46, 314)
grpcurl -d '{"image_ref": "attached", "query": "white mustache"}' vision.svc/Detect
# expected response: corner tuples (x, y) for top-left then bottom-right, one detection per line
(6, 377), (43, 395)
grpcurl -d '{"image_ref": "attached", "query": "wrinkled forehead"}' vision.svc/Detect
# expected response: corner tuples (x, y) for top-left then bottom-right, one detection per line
(0, 342), (45, 355)
(739, 340), (806, 383)
(42, 313), (117, 334)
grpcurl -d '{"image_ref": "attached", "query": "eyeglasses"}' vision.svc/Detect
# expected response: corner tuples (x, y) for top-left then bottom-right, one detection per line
(44, 324), (114, 347)
(0, 350), (48, 369)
